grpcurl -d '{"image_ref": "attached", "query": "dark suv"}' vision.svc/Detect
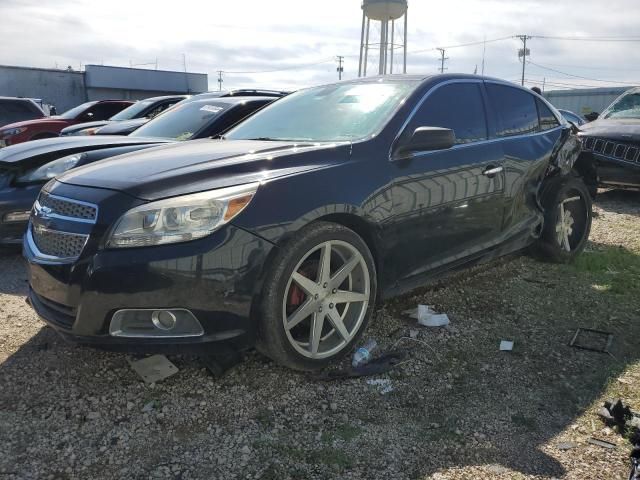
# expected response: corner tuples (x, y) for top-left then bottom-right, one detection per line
(578, 87), (640, 190)
(24, 75), (594, 370)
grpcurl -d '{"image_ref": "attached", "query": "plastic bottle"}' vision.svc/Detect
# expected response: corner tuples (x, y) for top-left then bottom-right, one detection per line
(352, 339), (377, 367)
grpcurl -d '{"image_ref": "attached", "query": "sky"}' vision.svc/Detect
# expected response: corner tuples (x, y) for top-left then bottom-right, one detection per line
(1, 0), (639, 92)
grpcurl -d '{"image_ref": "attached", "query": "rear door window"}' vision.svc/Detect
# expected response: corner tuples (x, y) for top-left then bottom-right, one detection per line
(85, 102), (129, 120)
(407, 82), (488, 144)
(0, 99), (42, 124)
(537, 99), (561, 131)
(486, 83), (539, 137)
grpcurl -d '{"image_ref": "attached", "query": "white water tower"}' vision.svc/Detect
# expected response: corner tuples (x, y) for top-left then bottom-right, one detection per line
(358, 0), (408, 77)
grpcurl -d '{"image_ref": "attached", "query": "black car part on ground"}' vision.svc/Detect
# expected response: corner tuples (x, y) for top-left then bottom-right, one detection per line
(23, 74), (594, 370)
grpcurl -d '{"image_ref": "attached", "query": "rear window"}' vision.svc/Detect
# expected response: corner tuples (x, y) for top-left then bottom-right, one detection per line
(486, 84), (539, 138)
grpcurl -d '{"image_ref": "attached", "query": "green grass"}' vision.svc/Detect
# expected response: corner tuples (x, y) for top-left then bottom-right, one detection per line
(571, 245), (640, 295)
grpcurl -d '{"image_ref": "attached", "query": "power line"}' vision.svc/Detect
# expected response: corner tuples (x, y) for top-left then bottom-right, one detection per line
(408, 35), (513, 55)
(531, 35), (640, 42)
(527, 60), (640, 85)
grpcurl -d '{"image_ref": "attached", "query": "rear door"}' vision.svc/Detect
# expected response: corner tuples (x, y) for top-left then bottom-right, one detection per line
(387, 81), (505, 283)
(484, 82), (561, 240)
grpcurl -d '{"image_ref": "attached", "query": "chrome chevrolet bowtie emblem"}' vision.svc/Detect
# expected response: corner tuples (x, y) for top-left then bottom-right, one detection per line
(36, 205), (52, 218)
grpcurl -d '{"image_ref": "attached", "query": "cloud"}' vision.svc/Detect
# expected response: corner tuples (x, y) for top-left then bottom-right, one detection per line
(0, 0), (638, 91)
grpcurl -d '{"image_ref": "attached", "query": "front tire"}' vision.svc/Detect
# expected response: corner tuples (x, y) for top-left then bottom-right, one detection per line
(256, 222), (377, 371)
(535, 176), (592, 263)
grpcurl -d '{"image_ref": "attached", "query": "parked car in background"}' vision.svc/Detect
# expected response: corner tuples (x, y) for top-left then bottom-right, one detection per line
(0, 97), (46, 131)
(558, 109), (586, 126)
(23, 75), (594, 371)
(578, 87), (640, 190)
(60, 95), (188, 136)
(0, 100), (133, 146)
(0, 96), (276, 245)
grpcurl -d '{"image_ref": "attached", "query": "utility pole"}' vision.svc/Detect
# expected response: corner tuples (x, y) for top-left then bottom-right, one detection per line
(436, 48), (449, 74)
(217, 71), (224, 91)
(516, 35), (532, 86)
(336, 56), (344, 80)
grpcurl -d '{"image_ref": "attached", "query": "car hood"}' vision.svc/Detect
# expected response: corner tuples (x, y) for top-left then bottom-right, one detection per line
(97, 118), (148, 134)
(580, 118), (640, 142)
(0, 135), (169, 167)
(0, 117), (70, 131)
(56, 139), (351, 201)
(61, 121), (112, 133)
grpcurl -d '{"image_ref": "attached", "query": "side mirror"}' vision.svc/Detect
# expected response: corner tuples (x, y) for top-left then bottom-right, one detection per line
(396, 127), (456, 158)
(83, 112), (94, 120)
(584, 112), (599, 122)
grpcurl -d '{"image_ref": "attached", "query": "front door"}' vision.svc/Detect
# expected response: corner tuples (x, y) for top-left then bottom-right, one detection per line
(385, 81), (505, 285)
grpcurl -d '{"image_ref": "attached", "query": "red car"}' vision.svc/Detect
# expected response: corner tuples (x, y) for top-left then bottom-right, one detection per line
(0, 100), (133, 146)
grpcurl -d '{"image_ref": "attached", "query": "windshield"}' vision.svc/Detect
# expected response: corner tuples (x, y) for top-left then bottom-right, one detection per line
(130, 101), (229, 140)
(58, 101), (97, 120)
(110, 101), (153, 121)
(225, 81), (419, 142)
(603, 91), (640, 119)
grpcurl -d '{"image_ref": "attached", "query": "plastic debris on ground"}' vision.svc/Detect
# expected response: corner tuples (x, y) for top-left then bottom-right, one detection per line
(556, 442), (578, 451)
(352, 339), (378, 367)
(499, 340), (514, 351)
(129, 354), (179, 384)
(366, 378), (394, 394)
(311, 351), (407, 381)
(403, 305), (450, 327)
(587, 437), (616, 449)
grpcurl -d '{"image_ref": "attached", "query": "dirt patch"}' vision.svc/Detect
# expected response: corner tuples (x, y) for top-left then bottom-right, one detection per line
(1, 189), (639, 479)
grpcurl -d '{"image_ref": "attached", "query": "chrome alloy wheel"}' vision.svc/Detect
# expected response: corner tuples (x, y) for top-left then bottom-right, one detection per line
(282, 240), (370, 359)
(555, 196), (581, 252)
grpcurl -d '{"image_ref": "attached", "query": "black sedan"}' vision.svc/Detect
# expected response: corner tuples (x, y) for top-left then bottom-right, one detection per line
(578, 87), (640, 190)
(0, 97), (275, 245)
(24, 74), (594, 370)
(59, 95), (187, 136)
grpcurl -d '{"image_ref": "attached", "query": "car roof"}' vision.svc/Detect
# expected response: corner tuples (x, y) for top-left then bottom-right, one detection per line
(135, 95), (190, 102)
(186, 96), (276, 106)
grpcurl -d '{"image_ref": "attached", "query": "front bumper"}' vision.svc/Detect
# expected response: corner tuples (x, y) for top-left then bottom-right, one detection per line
(24, 183), (275, 352)
(0, 183), (40, 245)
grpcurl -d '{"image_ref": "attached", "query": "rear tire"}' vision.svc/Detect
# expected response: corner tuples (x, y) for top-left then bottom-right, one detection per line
(534, 175), (592, 263)
(256, 222), (377, 371)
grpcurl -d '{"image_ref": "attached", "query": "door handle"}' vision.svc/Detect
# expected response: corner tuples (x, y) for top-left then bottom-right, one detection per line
(483, 166), (504, 177)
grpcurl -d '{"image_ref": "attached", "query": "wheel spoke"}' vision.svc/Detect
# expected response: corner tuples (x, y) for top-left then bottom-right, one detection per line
(292, 272), (319, 296)
(331, 289), (368, 304)
(326, 308), (350, 341)
(329, 255), (360, 289)
(309, 313), (325, 355)
(286, 298), (318, 330)
(317, 242), (332, 284)
(563, 231), (571, 252)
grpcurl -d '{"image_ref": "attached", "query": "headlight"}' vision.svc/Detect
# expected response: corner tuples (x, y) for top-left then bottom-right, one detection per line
(1, 127), (26, 137)
(16, 153), (85, 183)
(107, 183), (259, 248)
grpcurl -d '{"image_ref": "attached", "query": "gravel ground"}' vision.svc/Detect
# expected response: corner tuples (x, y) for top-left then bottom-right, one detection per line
(1, 189), (639, 480)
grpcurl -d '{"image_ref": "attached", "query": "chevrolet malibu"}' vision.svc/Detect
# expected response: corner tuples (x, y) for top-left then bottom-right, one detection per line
(24, 75), (595, 370)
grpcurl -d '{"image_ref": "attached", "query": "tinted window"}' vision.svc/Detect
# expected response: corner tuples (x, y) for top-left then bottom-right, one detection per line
(537, 99), (560, 131)
(131, 101), (230, 140)
(486, 84), (539, 137)
(407, 83), (487, 144)
(85, 102), (129, 120)
(59, 101), (98, 119)
(110, 101), (154, 121)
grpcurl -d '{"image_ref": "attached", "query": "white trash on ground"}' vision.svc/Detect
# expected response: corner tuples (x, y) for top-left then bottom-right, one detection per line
(366, 378), (394, 394)
(499, 340), (514, 351)
(403, 305), (450, 327)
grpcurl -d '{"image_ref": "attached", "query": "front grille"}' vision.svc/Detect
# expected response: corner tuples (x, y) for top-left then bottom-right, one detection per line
(37, 191), (98, 222)
(582, 136), (640, 163)
(31, 225), (88, 259)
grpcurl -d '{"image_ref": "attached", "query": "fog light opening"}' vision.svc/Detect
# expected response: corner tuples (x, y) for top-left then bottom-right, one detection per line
(152, 310), (177, 330)
(3, 211), (31, 223)
(109, 309), (204, 338)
